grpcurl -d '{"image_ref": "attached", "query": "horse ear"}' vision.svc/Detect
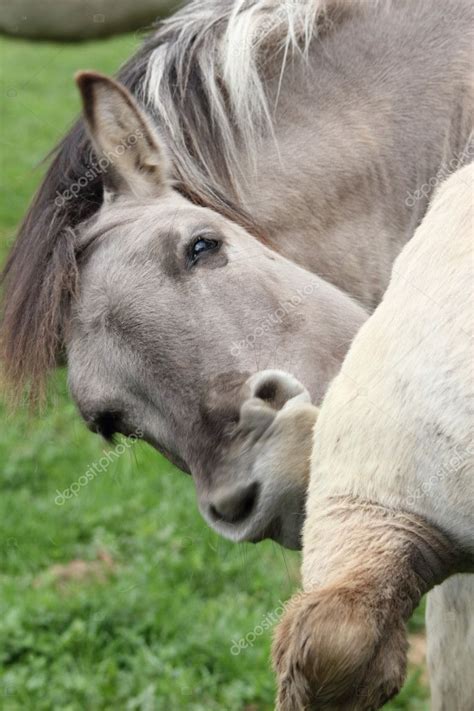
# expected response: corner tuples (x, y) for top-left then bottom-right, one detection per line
(75, 71), (171, 199)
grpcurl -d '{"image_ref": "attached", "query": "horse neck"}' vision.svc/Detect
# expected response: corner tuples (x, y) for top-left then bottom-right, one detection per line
(235, 1), (473, 311)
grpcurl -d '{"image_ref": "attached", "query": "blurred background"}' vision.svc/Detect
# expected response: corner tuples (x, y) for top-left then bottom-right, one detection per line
(0, 3), (428, 709)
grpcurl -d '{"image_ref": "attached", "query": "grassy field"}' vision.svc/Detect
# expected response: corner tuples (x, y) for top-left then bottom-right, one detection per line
(0, 34), (429, 710)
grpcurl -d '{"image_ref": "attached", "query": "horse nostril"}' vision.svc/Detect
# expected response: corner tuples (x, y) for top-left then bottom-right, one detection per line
(209, 482), (260, 524)
(255, 379), (278, 403)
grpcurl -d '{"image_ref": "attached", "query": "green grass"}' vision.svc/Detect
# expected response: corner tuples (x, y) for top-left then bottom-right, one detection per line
(0, 35), (429, 710)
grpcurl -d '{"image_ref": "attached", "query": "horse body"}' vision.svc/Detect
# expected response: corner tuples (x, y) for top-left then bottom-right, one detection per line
(272, 163), (474, 709)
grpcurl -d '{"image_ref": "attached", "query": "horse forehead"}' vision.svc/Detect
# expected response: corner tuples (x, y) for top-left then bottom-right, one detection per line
(99, 201), (225, 261)
(93, 204), (241, 297)
(77, 207), (208, 313)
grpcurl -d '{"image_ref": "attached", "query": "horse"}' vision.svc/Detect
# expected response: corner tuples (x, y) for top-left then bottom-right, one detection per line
(1, 0), (472, 550)
(249, 163), (472, 709)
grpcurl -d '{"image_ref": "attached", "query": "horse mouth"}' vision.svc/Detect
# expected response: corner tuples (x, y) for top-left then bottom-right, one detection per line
(248, 518), (282, 544)
(250, 509), (305, 550)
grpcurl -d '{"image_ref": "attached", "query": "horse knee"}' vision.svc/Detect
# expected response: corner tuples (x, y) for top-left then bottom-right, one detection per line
(273, 586), (407, 710)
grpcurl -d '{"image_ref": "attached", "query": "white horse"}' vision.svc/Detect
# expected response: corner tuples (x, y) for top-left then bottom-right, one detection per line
(248, 164), (473, 708)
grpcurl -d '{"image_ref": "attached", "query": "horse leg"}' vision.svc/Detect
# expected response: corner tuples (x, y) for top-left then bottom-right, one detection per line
(426, 575), (474, 711)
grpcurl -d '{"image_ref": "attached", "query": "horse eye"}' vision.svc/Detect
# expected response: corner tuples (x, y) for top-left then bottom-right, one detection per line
(189, 236), (219, 265)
